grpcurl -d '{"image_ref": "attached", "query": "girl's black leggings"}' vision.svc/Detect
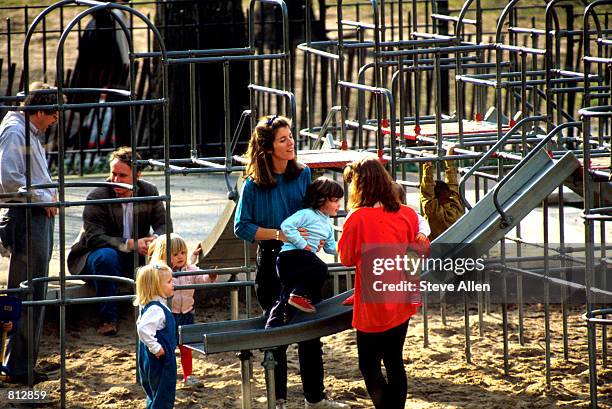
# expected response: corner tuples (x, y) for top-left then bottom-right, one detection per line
(356, 319), (410, 409)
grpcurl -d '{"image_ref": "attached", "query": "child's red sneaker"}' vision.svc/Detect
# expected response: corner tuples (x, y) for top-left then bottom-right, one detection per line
(288, 294), (317, 313)
(342, 294), (354, 306)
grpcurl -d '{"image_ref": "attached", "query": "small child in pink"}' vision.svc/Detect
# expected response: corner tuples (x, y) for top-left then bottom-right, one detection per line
(150, 233), (217, 387)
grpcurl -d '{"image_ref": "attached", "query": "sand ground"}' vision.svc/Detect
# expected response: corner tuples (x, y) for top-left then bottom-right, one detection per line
(4, 303), (612, 409)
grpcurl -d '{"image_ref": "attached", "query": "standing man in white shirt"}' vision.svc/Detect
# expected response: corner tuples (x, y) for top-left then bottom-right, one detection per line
(0, 82), (60, 384)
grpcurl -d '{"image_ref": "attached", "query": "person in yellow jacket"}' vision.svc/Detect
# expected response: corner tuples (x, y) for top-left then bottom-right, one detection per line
(420, 147), (465, 240)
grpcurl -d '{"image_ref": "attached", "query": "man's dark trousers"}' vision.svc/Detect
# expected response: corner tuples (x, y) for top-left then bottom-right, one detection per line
(85, 247), (135, 324)
(0, 207), (54, 377)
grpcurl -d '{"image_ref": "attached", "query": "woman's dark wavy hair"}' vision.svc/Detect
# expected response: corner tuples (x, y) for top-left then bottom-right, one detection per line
(244, 115), (303, 188)
(304, 177), (344, 210)
(343, 157), (400, 212)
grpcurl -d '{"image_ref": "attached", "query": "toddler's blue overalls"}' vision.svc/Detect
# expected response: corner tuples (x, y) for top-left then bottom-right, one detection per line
(138, 301), (177, 409)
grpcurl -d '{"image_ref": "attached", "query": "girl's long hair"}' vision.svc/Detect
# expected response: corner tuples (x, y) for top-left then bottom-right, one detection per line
(134, 263), (172, 306)
(150, 233), (188, 268)
(343, 157), (400, 212)
(244, 115), (303, 188)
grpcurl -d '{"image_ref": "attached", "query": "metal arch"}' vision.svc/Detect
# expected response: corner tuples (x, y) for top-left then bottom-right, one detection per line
(16, 2), (171, 405)
(579, 16), (612, 395)
(247, 0), (291, 129)
(55, 6), (133, 88)
(337, 81), (396, 173)
(22, 0), (102, 92)
(495, 0), (522, 44)
(336, 0), (381, 151)
(454, 0), (479, 145)
(543, 0), (580, 134)
(53, 2), (170, 103)
(247, 84), (297, 136)
(582, 0), (612, 109)
(52, 0), (171, 279)
(23, 1), (171, 92)
(583, 0), (611, 39)
(454, 0), (478, 40)
(248, 0), (289, 54)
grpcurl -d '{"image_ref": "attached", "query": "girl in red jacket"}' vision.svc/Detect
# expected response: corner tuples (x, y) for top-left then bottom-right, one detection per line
(338, 157), (428, 409)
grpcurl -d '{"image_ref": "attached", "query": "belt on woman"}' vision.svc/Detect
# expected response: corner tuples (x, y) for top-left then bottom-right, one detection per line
(258, 239), (283, 250)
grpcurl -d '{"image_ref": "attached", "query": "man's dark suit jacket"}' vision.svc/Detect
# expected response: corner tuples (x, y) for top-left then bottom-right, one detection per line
(67, 179), (170, 275)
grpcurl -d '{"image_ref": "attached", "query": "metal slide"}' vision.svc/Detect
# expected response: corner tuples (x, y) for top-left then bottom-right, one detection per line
(180, 291), (353, 354)
(194, 195), (257, 270)
(427, 149), (581, 271)
(181, 150), (580, 354)
(195, 177), (256, 270)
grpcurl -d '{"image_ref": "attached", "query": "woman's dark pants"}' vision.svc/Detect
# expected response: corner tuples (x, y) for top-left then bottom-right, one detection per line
(255, 241), (326, 403)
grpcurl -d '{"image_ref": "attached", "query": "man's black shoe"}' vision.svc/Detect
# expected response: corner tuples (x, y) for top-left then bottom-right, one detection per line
(3, 369), (49, 385)
(97, 322), (118, 336)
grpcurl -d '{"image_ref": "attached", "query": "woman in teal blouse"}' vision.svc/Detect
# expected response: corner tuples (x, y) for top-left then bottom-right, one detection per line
(234, 115), (348, 409)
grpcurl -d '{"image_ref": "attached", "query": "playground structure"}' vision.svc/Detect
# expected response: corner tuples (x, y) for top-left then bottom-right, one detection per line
(0, 0), (611, 408)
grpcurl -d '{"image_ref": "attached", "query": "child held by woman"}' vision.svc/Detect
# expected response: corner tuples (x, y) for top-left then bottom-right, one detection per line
(266, 176), (344, 328)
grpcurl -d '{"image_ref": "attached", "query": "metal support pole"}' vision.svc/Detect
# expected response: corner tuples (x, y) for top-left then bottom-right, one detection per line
(477, 268), (484, 338)
(190, 63), (198, 157)
(559, 200), (569, 359)
(346, 268), (353, 290)
(543, 197), (551, 388)
(231, 288), (240, 320)
(238, 350), (253, 409)
(587, 320), (598, 409)
(262, 350), (277, 409)
(333, 274), (339, 295)
(463, 288), (471, 364)
(422, 291), (429, 348)
(437, 0), (449, 113)
(501, 239), (509, 376)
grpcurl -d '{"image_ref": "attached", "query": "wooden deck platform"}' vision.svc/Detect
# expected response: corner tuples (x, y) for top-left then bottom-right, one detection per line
(382, 120), (511, 140)
(586, 156), (611, 170)
(234, 149), (383, 169)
